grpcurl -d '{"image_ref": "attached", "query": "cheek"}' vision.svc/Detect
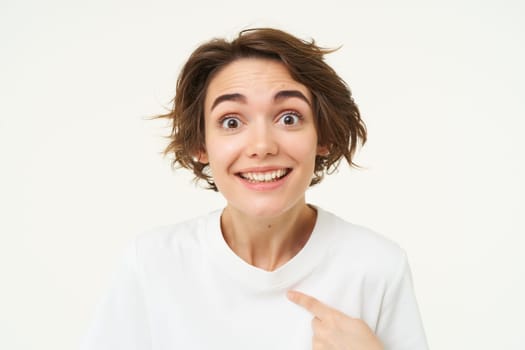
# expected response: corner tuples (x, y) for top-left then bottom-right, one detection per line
(283, 133), (319, 164)
(205, 135), (243, 167)
(300, 146), (319, 170)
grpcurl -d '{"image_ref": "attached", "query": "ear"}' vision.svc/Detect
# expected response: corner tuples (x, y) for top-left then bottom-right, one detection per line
(316, 144), (330, 157)
(194, 150), (209, 164)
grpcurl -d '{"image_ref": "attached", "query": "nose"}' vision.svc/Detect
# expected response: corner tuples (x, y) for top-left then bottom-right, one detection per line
(245, 122), (278, 158)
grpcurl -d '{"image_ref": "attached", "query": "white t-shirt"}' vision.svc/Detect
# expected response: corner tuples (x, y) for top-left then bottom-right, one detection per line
(80, 207), (428, 349)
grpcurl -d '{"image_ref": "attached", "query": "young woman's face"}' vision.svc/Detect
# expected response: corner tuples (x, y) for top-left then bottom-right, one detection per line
(201, 58), (326, 218)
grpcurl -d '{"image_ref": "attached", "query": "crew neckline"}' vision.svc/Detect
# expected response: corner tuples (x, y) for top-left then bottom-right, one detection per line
(202, 205), (335, 291)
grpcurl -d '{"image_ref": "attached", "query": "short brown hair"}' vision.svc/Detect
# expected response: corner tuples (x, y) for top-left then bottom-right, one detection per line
(158, 28), (367, 191)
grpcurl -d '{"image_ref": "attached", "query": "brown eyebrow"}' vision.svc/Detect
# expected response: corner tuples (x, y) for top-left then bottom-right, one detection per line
(210, 93), (246, 110)
(210, 93), (246, 111)
(274, 90), (311, 106)
(210, 90), (311, 112)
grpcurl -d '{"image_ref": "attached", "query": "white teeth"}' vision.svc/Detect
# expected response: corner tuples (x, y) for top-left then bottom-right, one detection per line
(239, 169), (289, 182)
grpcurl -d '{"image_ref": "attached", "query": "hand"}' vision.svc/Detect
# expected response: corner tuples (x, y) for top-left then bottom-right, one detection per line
(287, 290), (383, 350)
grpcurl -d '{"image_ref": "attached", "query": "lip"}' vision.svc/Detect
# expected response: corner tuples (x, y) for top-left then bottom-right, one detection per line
(235, 166), (290, 173)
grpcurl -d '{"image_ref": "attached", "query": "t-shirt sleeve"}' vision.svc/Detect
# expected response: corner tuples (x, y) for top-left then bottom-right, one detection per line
(376, 253), (429, 350)
(80, 239), (152, 350)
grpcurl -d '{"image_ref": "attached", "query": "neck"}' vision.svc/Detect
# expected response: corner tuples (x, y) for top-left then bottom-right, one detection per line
(220, 203), (317, 271)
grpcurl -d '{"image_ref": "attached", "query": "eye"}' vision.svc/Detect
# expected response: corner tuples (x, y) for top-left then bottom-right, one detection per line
(278, 111), (302, 126)
(220, 116), (242, 129)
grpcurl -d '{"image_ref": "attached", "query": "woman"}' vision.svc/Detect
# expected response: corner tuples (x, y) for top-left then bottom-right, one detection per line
(81, 28), (428, 349)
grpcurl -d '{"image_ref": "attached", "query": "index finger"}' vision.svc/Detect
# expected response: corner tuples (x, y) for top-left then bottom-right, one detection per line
(287, 290), (332, 320)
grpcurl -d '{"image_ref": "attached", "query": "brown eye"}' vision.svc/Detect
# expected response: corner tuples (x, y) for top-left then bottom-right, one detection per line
(278, 112), (301, 126)
(221, 117), (241, 129)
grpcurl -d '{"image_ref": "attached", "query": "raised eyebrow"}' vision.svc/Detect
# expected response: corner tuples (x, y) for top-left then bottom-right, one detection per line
(274, 90), (311, 106)
(210, 93), (246, 111)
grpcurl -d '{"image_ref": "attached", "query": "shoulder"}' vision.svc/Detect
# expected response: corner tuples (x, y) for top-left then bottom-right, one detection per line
(131, 210), (220, 262)
(317, 207), (408, 278)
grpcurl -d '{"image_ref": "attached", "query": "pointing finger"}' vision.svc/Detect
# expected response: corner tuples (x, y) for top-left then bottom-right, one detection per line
(287, 290), (331, 320)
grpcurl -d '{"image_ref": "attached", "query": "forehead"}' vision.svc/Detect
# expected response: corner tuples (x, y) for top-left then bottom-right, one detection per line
(204, 58), (311, 111)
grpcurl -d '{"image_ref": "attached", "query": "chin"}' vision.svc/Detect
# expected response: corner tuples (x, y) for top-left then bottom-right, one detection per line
(230, 197), (306, 220)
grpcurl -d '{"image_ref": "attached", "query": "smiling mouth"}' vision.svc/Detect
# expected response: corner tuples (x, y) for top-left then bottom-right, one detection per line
(237, 168), (292, 183)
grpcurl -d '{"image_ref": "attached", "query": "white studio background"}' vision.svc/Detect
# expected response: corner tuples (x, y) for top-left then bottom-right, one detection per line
(1, 0), (523, 349)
